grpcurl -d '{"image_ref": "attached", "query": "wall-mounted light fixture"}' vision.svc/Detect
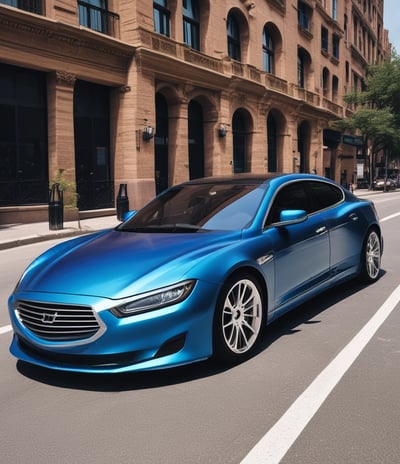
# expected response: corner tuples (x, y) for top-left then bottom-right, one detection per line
(142, 120), (155, 141)
(218, 123), (228, 138)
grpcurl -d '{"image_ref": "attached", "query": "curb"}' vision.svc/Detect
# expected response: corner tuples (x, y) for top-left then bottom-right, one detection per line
(0, 229), (92, 251)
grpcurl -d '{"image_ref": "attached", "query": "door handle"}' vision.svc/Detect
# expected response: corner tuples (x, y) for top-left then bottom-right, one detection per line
(315, 226), (327, 234)
(349, 213), (358, 221)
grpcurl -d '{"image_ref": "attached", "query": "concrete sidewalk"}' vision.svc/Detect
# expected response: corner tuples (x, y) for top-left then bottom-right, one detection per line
(0, 188), (380, 251)
(0, 215), (120, 250)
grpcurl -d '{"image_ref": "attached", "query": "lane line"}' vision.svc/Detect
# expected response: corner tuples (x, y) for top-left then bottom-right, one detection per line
(0, 324), (12, 335)
(380, 211), (400, 222)
(241, 284), (400, 464)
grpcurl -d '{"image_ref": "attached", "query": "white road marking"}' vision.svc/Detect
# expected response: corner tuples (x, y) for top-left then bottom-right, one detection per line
(380, 211), (400, 222)
(0, 324), (12, 335)
(241, 284), (400, 464)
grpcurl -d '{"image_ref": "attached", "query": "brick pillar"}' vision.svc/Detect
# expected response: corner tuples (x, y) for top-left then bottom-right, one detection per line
(169, 98), (189, 185)
(47, 71), (76, 185)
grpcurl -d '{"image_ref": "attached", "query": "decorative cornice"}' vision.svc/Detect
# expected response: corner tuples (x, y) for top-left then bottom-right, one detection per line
(0, 12), (134, 59)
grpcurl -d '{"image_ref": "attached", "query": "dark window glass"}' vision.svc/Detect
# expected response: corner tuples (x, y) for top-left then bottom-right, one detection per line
(307, 181), (343, 211)
(321, 26), (328, 52)
(78, 0), (107, 34)
(120, 182), (267, 231)
(267, 182), (309, 224)
(297, 54), (305, 87)
(154, 0), (170, 36)
(0, 63), (48, 206)
(263, 29), (274, 73)
(332, 34), (340, 59)
(298, 1), (310, 31)
(0, 0), (43, 14)
(183, 0), (200, 50)
(227, 13), (241, 61)
(74, 81), (113, 210)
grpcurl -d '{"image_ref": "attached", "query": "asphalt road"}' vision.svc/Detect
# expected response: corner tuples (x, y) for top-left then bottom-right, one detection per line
(1, 192), (399, 464)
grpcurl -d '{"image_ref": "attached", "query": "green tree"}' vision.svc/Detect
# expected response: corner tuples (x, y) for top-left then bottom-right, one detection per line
(334, 52), (400, 187)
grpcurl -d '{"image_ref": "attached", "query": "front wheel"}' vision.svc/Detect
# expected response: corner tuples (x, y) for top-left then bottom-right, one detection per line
(213, 273), (265, 364)
(359, 229), (381, 283)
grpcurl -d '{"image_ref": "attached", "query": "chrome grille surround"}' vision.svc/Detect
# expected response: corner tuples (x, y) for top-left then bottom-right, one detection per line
(14, 299), (106, 344)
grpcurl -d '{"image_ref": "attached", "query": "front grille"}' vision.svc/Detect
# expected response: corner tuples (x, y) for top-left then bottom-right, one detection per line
(15, 300), (101, 342)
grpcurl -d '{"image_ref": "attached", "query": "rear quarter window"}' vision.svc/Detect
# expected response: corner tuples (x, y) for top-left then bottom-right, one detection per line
(307, 181), (344, 213)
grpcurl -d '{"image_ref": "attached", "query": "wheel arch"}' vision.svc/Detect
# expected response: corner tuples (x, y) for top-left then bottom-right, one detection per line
(220, 265), (269, 319)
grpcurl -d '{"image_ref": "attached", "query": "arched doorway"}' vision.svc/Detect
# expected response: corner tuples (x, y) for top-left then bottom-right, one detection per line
(267, 113), (277, 172)
(155, 93), (169, 194)
(297, 121), (311, 173)
(232, 110), (251, 173)
(188, 99), (204, 179)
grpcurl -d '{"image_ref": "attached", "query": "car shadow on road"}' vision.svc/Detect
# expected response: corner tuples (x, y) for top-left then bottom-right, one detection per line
(16, 276), (382, 392)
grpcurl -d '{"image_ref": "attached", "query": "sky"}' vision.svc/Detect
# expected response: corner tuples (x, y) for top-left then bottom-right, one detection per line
(383, 0), (400, 53)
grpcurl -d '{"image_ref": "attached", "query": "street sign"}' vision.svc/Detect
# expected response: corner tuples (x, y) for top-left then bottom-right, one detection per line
(342, 135), (363, 146)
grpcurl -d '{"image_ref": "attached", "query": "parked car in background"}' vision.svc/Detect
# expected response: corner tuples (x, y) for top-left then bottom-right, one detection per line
(8, 173), (383, 374)
(372, 178), (397, 191)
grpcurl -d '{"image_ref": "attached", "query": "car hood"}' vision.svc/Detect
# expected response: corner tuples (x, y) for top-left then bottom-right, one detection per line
(18, 229), (240, 299)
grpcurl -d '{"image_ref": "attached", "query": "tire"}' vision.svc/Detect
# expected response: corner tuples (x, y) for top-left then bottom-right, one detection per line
(359, 229), (381, 283)
(213, 273), (265, 364)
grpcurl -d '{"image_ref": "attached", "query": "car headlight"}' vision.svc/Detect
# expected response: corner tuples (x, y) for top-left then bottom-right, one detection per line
(110, 280), (196, 317)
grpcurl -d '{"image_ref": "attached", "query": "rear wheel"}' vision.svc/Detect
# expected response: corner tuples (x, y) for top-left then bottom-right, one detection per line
(213, 273), (265, 364)
(359, 229), (381, 283)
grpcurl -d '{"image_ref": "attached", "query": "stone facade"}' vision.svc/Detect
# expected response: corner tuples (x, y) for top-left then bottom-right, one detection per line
(0, 0), (389, 223)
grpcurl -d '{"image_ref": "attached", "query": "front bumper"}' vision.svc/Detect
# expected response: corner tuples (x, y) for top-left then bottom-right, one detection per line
(8, 282), (218, 373)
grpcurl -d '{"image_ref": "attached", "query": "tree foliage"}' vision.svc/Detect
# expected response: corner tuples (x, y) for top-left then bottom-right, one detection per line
(335, 52), (400, 161)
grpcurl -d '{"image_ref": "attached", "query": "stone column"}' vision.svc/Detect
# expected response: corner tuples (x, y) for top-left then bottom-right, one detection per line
(47, 71), (76, 185)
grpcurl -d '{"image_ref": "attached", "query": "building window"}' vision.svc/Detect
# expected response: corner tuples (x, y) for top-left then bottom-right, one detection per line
(183, 0), (200, 50)
(0, 0), (43, 14)
(332, 34), (340, 59)
(263, 28), (275, 73)
(154, 0), (170, 37)
(332, 75), (339, 101)
(332, 0), (337, 20)
(321, 26), (328, 53)
(227, 12), (241, 61)
(322, 67), (329, 97)
(78, 0), (119, 37)
(297, 54), (305, 88)
(0, 63), (48, 206)
(298, 1), (311, 32)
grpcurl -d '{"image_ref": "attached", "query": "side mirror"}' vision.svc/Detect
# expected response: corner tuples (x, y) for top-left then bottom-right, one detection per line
(276, 209), (308, 226)
(121, 210), (137, 222)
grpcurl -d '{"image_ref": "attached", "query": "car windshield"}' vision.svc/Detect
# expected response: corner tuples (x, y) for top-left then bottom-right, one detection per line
(118, 181), (267, 232)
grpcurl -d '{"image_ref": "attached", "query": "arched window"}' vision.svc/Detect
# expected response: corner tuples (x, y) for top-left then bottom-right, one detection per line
(262, 28), (274, 73)
(183, 0), (200, 50)
(227, 12), (241, 61)
(154, 0), (170, 37)
(332, 75), (339, 101)
(322, 67), (329, 97)
(297, 54), (305, 88)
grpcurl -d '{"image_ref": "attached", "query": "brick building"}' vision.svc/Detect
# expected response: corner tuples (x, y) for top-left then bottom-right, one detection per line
(0, 0), (389, 223)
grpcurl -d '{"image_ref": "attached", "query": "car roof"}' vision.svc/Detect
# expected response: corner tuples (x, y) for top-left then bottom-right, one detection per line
(178, 172), (331, 187)
(179, 173), (286, 186)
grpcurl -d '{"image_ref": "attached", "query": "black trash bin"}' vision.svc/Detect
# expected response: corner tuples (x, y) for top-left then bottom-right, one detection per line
(48, 183), (64, 230)
(116, 183), (129, 221)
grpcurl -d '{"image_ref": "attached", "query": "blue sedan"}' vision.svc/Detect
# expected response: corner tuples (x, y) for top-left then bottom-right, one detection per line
(8, 173), (383, 373)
